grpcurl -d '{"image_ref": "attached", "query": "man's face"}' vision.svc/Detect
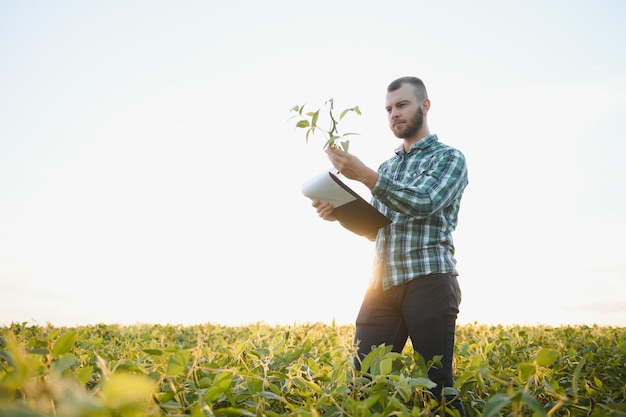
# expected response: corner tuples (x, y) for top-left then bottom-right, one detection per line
(385, 83), (424, 140)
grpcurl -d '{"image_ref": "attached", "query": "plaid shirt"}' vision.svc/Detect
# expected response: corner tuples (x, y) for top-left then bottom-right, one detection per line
(370, 134), (468, 290)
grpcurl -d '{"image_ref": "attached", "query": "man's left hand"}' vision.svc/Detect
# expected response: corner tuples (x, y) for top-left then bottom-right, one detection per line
(326, 147), (378, 189)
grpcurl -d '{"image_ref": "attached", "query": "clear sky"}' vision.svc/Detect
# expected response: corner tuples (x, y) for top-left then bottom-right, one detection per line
(1, 0), (625, 328)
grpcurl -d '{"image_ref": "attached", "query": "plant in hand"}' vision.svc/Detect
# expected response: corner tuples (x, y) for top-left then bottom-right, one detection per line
(290, 98), (361, 152)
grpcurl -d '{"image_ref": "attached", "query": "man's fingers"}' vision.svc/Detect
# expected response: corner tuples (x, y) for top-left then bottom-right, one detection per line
(312, 201), (332, 218)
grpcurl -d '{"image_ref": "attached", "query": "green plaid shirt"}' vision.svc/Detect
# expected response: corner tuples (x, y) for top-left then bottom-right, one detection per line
(370, 134), (468, 290)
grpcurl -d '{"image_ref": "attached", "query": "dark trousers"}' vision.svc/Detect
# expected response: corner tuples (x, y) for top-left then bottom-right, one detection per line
(354, 273), (465, 415)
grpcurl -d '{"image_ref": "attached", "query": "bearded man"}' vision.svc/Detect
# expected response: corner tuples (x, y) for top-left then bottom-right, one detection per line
(313, 76), (469, 415)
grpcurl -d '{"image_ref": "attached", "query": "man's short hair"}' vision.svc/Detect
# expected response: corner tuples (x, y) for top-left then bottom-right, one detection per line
(387, 76), (428, 101)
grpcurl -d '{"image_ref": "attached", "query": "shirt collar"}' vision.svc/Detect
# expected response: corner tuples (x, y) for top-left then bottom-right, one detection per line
(394, 133), (438, 155)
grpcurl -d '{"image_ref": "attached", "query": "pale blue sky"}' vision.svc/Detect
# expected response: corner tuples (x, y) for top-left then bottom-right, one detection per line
(1, 1), (625, 327)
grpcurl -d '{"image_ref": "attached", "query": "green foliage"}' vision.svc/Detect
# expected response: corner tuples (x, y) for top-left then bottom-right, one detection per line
(290, 98), (361, 152)
(1, 322), (625, 416)
(453, 324), (626, 417)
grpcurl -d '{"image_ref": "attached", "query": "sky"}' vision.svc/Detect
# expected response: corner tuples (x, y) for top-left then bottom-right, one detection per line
(1, 0), (625, 328)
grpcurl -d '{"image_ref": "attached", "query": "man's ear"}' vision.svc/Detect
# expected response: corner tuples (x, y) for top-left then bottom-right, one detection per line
(422, 98), (431, 112)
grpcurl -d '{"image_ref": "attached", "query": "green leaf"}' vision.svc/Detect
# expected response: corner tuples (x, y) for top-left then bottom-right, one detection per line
(482, 393), (511, 417)
(311, 110), (319, 127)
(75, 366), (93, 386)
(536, 348), (559, 367)
(296, 120), (310, 128)
(295, 376), (324, 394)
(518, 362), (536, 381)
(571, 356), (586, 398)
(357, 393), (380, 410)
(246, 375), (263, 394)
(52, 330), (76, 355)
(204, 372), (233, 403)
(27, 348), (50, 355)
(410, 377), (437, 389)
(213, 407), (256, 416)
(522, 390), (547, 417)
(191, 405), (206, 417)
(51, 353), (78, 374)
(142, 349), (163, 356)
(166, 350), (190, 377)
(291, 103), (305, 114)
(339, 106), (361, 119)
(454, 370), (475, 388)
(305, 127), (315, 143)
(470, 354), (483, 370)
(340, 140), (350, 152)
(380, 357), (392, 375)
(396, 376), (412, 402)
(593, 376), (603, 387)
(257, 391), (288, 404)
(101, 373), (155, 410)
(324, 135), (341, 149)
(618, 331), (626, 355)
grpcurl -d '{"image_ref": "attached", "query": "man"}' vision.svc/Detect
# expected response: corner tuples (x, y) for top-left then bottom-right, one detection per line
(313, 76), (468, 415)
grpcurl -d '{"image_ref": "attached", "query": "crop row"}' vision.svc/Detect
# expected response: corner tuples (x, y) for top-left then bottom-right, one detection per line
(1, 322), (624, 416)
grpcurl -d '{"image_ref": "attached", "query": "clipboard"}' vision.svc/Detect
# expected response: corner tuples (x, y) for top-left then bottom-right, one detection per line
(302, 170), (391, 238)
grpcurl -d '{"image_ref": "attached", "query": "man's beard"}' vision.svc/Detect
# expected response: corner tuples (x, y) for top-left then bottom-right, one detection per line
(394, 106), (424, 139)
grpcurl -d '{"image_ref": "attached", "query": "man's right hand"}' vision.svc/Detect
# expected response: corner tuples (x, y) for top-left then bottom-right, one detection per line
(312, 199), (336, 222)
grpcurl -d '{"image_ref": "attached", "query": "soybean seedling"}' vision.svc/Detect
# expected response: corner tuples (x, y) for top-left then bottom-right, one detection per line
(290, 98), (361, 152)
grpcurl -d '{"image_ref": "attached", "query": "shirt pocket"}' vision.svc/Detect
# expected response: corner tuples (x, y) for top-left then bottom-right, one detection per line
(404, 166), (429, 182)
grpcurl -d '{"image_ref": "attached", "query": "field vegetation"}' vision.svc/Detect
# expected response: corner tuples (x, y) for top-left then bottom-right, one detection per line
(1, 322), (624, 416)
